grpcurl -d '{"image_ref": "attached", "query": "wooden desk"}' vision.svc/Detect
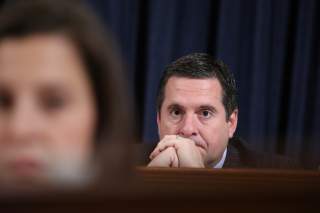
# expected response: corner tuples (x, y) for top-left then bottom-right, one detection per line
(1, 168), (319, 212)
(135, 167), (320, 195)
(133, 167), (320, 212)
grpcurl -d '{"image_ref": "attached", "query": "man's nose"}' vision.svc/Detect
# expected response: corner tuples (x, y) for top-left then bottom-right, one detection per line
(178, 114), (197, 137)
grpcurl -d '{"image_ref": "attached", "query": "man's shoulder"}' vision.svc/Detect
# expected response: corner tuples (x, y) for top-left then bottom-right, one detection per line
(223, 137), (301, 169)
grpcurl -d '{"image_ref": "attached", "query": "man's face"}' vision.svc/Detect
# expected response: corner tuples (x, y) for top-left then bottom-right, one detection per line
(157, 76), (238, 165)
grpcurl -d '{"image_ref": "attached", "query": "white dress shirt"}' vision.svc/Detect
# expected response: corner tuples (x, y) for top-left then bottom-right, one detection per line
(213, 148), (227, 169)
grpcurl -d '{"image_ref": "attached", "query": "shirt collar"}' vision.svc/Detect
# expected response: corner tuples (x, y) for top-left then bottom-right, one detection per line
(213, 148), (227, 169)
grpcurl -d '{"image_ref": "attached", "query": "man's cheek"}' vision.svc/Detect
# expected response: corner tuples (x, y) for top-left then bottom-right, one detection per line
(163, 122), (177, 135)
(197, 146), (207, 161)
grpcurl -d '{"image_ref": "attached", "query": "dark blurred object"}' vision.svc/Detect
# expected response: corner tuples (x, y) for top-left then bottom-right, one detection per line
(0, 0), (134, 191)
(0, 168), (319, 212)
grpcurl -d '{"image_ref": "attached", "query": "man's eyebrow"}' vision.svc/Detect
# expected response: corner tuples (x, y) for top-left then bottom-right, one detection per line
(167, 103), (185, 111)
(198, 105), (217, 113)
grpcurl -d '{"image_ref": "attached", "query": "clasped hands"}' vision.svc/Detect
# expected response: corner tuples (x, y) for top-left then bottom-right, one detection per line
(148, 135), (205, 168)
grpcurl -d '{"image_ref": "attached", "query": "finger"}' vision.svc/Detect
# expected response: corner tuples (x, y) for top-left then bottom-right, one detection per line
(149, 137), (182, 159)
(173, 141), (204, 168)
(150, 136), (196, 159)
(148, 147), (179, 167)
(149, 135), (179, 159)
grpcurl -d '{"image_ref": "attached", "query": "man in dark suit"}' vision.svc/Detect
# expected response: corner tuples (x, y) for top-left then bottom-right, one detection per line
(147, 53), (298, 169)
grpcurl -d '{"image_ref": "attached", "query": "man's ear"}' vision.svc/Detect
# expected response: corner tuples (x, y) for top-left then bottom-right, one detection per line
(157, 111), (160, 127)
(228, 109), (238, 138)
(157, 111), (161, 137)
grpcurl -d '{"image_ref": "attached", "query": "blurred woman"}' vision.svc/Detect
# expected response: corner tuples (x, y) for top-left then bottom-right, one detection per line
(0, 0), (131, 190)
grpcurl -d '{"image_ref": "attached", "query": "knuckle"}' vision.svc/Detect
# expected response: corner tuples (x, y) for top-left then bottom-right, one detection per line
(164, 135), (173, 139)
(166, 146), (176, 153)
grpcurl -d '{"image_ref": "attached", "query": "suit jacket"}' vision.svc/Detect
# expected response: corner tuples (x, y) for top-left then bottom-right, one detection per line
(223, 137), (301, 169)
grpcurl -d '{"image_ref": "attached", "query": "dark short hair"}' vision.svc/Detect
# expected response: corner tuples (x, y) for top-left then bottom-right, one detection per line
(0, 0), (131, 145)
(156, 53), (238, 120)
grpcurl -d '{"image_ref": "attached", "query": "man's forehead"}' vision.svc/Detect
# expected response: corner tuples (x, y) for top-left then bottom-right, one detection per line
(163, 76), (224, 106)
(165, 77), (222, 96)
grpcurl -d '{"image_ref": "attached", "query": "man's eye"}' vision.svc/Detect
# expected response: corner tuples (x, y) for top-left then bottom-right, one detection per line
(170, 109), (182, 118)
(199, 110), (212, 119)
